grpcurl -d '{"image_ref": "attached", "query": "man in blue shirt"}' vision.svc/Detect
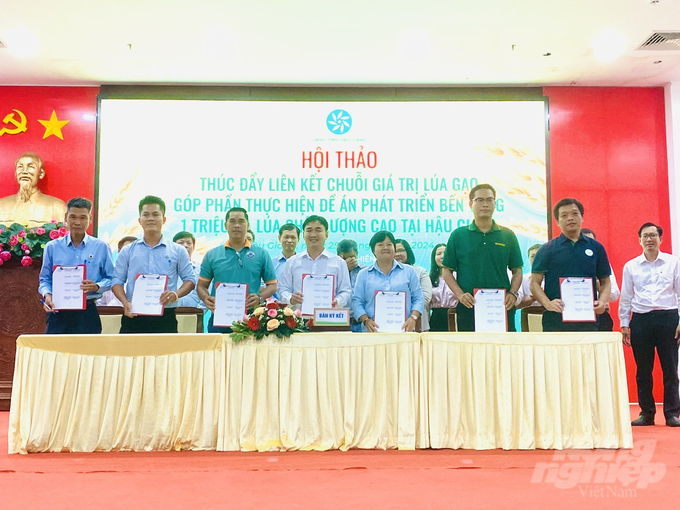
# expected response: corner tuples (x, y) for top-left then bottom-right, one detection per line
(271, 223), (300, 300)
(198, 207), (277, 332)
(112, 196), (196, 333)
(173, 230), (205, 309)
(531, 198), (611, 332)
(39, 197), (114, 334)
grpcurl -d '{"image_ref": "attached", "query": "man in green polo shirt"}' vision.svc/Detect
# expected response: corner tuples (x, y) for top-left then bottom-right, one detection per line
(197, 207), (277, 332)
(441, 183), (523, 331)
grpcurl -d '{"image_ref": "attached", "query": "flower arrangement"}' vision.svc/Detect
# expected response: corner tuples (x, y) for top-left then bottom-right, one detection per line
(0, 221), (69, 267)
(230, 301), (313, 342)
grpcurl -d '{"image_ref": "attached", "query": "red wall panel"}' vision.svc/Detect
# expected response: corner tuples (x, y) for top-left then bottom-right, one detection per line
(543, 86), (670, 403)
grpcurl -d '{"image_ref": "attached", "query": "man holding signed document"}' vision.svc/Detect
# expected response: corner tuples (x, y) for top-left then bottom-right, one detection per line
(197, 207), (277, 332)
(111, 196), (196, 334)
(278, 215), (352, 315)
(39, 197), (114, 334)
(530, 198), (611, 332)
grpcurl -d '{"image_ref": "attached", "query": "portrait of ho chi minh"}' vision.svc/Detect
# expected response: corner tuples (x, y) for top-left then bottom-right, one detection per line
(0, 152), (67, 228)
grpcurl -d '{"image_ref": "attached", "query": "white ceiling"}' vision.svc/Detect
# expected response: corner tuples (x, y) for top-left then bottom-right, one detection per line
(1, 0), (679, 87)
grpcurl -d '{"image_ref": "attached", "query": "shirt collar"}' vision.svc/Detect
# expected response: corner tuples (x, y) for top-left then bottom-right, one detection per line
(276, 252), (291, 262)
(468, 220), (500, 232)
(140, 235), (167, 247)
(369, 259), (403, 273)
(637, 251), (665, 265)
(557, 232), (587, 244)
(66, 233), (89, 247)
(301, 249), (331, 260)
(224, 239), (252, 249)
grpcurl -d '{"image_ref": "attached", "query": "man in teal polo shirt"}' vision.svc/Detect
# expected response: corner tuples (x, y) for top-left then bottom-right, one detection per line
(197, 207), (277, 332)
(441, 183), (523, 331)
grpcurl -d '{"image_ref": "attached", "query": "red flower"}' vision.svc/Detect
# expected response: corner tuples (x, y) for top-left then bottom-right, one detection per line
(9, 235), (19, 246)
(266, 302), (278, 310)
(285, 317), (296, 328)
(58, 227), (68, 236)
(247, 316), (260, 331)
(0, 258), (3, 266)
(307, 319), (314, 328)
(21, 243), (29, 251)
(49, 230), (60, 240)
(21, 256), (33, 267)
(0, 251), (11, 261)
(18, 230), (26, 238)
(36, 227), (45, 235)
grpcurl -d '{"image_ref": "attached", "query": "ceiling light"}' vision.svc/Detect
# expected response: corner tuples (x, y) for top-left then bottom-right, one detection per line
(2, 28), (39, 57)
(592, 31), (627, 62)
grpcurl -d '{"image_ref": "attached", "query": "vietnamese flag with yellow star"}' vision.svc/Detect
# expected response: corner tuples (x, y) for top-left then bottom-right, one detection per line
(0, 87), (99, 210)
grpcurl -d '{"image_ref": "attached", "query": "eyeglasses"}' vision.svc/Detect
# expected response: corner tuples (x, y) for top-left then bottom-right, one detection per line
(641, 233), (659, 240)
(472, 197), (495, 204)
(395, 249), (407, 253)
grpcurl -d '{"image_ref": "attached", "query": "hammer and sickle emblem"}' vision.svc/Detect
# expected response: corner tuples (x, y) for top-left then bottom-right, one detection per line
(0, 109), (28, 136)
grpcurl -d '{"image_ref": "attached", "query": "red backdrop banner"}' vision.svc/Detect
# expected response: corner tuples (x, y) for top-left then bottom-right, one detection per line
(0, 87), (99, 216)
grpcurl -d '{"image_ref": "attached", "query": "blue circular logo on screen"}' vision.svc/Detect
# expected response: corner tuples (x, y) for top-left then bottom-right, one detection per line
(326, 110), (352, 134)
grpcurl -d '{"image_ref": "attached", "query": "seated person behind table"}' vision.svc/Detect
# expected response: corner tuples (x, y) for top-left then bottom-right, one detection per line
(337, 238), (366, 332)
(98, 235), (136, 306)
(278, 214), (351, 311)
(173, 230), (206, 309)
(352, 230), (424, 332)
(395, 238), (432, 331)
(428, 243), (459, 332)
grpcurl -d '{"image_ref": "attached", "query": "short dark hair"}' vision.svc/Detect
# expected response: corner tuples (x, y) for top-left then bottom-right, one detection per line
(247, 229), (256, 242)
(66, 197), (92, 213)
(303, 215), (329, 231)
(117, 236), (137, 251)
(395, 238), (416, 265)
(139, 195), (166, 215)
(225, 207), (249, 222)
(173, 231), (195, 244)
(527, 243), (542, 256)
(369, 230), (396, 254)
(553, 198), (584, 220)
(337, 239), (358, 255)
(580, 228), (595, 239)
(469, 183), (496, 201)
(279, 223), (300, 237)
(638, 222), (663, 237)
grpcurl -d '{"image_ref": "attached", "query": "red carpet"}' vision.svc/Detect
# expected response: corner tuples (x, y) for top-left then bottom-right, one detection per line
(1, 406), (678, 510)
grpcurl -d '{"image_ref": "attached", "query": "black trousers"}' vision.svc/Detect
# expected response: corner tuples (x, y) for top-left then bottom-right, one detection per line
(630, 309), (680, 419)
(429, 308), (450, 332)
(542, 311), (599, 332)
(456, 305), (516, 332)
(598, 310), (614, 332)
(45, 299), (102, 334)
(120, 308), (178, 334)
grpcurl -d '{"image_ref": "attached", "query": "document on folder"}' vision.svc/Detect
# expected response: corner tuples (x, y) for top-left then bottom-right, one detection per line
(374, 290), (407, 333)
(213, 282), (248, 327)
(131, 274), (169, 316)
(301, 273), (335, 316)
(560, 277), (595, 322)
(52, 265), (86, 310)
(473, 288), (507, 332)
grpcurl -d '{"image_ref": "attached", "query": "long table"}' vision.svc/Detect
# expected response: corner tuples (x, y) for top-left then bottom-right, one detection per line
(8, 332), (632, 454)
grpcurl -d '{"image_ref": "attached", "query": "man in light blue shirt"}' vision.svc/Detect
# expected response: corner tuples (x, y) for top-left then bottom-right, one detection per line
(39, 197), (114, 334)
(278, 215), (352, 311)
(173, 230), (206, 309)
(112, 195), (195, 333)
(271, 223), (300, 300)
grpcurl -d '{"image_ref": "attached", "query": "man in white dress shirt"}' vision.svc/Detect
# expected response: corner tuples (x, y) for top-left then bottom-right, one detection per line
(620, 222), (680, 427)
(278, 215), (351, 312)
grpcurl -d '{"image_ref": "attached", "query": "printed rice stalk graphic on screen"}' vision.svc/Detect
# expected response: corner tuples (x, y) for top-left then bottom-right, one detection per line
(505, 219), (548, 240)
(100, 169), (141, 221)
(479, 144), (547, 207)
(103, 220), (143, 252)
